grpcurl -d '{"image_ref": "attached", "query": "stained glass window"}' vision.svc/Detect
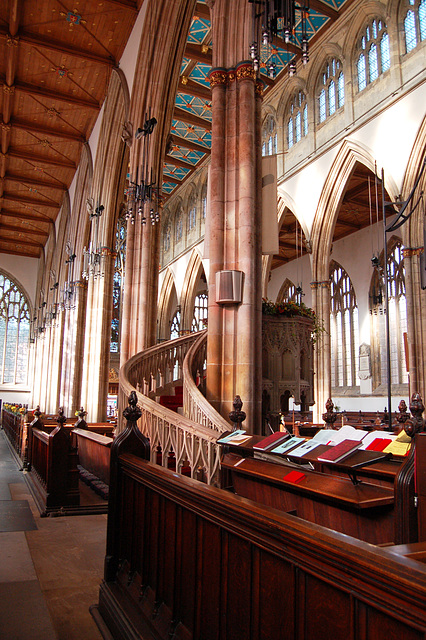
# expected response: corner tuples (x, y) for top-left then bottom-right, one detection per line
(0, 271), (31, 384)
(287, 91), (308, 149)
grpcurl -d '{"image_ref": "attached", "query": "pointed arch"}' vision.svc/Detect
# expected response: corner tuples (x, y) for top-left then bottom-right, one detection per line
(157, 268), (179, 341)
(180, 249), (207, 333)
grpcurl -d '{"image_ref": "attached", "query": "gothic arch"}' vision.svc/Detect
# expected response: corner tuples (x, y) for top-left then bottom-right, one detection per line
(158, 268), (179, 341)
(180, 250), (207, 333)
(311, 139), (399, 282)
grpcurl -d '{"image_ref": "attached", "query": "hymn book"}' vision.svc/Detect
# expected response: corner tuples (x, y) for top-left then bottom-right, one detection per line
(317, 439), (362, 463)
(270, 436), (305, 455)
(253, 431), (290, 451)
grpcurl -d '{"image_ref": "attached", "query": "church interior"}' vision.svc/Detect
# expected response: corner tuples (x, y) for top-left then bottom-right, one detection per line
(1, 0), (426, 638)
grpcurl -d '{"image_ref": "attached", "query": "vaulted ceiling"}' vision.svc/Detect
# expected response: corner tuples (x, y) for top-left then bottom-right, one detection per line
(1, 0), (356, 260)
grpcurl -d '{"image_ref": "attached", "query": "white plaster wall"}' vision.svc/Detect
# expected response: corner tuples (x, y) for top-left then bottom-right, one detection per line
(279, 83), (426, 234)
(0, 253), (38, 307)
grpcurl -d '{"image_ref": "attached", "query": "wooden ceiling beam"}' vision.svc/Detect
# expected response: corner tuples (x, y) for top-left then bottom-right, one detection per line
(184, 43), (212, 65)
(173, 107), (212, 131)
(0, 208), (54, 224)
(2, 192), (61, 209)
(336, 217), (362, 229)
(11, 80), (100, 110)
(164, 154), (197, 170)
(194, 2), (211, 20)
(8, 148), (76, 168)
(0, 244), (39, 258)
(169, 133), (210, 155)
(0, 235), (43, 248)
(309, 0), (339, 20)
(4, 173), (67, 191)
(0, 28), (116, 67)
(0, 221), (49, 237)
(178, 77), (211, 101)
(10, 118), (86, 143)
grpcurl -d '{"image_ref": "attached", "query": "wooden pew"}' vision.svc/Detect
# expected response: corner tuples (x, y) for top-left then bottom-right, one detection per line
(91, 403), (426, 640)
(73, 428), (112, 486)
(27, 424), (79, 515)
(221, 452), (395, 544)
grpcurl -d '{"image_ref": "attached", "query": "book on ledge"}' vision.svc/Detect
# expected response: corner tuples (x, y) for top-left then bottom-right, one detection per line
(253, 431), (290, 451)
(217, 430), (246, 444)
(270, 436), (305, 455)
(365, 437), (393, 452)
(317, 439), (363, 464)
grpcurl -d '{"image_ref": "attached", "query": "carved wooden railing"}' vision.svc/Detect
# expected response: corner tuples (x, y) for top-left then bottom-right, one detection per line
(119, 331), (231, 485)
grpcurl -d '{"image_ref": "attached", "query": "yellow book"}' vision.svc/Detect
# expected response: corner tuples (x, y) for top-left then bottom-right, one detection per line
(383, 440), (411, 456)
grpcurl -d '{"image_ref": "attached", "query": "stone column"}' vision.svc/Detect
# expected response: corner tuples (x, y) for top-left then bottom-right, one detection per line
(206, 60), (263, 432)
(311, 280), (331, 422)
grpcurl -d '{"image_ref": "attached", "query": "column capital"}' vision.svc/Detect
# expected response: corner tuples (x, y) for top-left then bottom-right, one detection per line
(403, 247), (423, 258)
(311, 280), (331, 290)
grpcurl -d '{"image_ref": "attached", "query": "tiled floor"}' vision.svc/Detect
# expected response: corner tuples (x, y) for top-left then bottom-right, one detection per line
(0, 430), (107, 640)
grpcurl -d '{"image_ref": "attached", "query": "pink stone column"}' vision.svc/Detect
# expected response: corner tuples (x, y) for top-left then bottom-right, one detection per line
(206, 63), (263, 432)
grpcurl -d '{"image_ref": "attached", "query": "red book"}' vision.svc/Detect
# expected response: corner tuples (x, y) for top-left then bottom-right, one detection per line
(365, 438), (392, 451)
(283, 470), (306, 484)
(253, 431), (290, 451)
(317, 439), (362, 463)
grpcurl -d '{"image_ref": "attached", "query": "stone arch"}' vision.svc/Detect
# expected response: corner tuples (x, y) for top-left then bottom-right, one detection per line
(157, 268), (179, 341)
(311, 139), (399, 283)
(180, 250), (207, 333)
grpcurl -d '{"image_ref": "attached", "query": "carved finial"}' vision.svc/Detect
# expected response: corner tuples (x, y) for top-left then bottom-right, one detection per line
(405, 392), (425, 438)
(123, 391), (142, 426)
(322, 397), (337, 429)
(56, 407), (67, 428)
(228, 395), (246, 432)
(396, 399), (409, 427)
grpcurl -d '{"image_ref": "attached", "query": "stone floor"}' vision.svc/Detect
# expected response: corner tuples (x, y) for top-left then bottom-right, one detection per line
(0, 429), (107, 640)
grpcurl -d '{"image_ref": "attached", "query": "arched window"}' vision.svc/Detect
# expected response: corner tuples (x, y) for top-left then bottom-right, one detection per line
(356, 18), (390, 92)
(0, 271), (31, 384)
(201, 182), (207, 220)
(330, 262), (359, 388)
(262, 114), (277, 157)
(191, 292), (208, 332)
(175, 207), (183, 243)
(403, 0), (426, 53)
(163, 219), (171, 253)
(318, 58), (344, 123)
(170, 309), (181, 340)
(287, 91), (308, 149)
(369, 240), (408, 388)
(110, 217), (126, 353)
(188, 195), (197, 232)
(279, 281), (297, 303)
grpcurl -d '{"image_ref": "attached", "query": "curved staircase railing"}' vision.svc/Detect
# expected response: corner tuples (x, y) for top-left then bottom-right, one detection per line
(119, 330), (231, 485)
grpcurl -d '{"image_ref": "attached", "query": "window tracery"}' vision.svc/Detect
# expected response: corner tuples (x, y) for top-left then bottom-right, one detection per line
(403, 0), (426, 53)
(330, 262), (359, 388)
(287, 91), (308, 149)
(356, 18), (390, 91)
(262, 114), (277, 156)
(318, 58), (344, 123)
(0, 271), (31, 384)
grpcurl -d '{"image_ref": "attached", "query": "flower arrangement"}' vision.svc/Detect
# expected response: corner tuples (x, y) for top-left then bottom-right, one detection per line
(262, 298), (324, 342)
(262, 298), (316, 321)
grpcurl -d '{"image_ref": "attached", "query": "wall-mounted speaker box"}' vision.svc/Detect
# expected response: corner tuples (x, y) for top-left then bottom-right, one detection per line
(215, 270), (243, 304)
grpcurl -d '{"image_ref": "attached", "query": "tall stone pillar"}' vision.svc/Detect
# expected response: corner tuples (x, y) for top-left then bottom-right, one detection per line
(206, 47), (263, 431)
(311, 280), (331, 422)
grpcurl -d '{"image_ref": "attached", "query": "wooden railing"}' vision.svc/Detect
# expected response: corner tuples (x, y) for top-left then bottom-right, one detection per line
(119, 331), (230, 485)
(91, 414), (426, 640)
(1, 408), (26, 458)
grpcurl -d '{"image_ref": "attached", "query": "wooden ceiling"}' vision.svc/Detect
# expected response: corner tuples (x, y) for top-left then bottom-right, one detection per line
(0, 0), (356, 260)
(271, 163), (386, 270)
(0, 0), (139, 258)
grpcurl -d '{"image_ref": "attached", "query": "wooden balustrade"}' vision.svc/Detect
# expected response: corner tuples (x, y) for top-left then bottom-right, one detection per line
(91, 396), (426, 640)
(119, 332), (230, 485)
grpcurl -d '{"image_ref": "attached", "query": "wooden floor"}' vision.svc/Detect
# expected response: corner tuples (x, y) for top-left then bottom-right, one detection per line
(0, 429), (107, 640)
